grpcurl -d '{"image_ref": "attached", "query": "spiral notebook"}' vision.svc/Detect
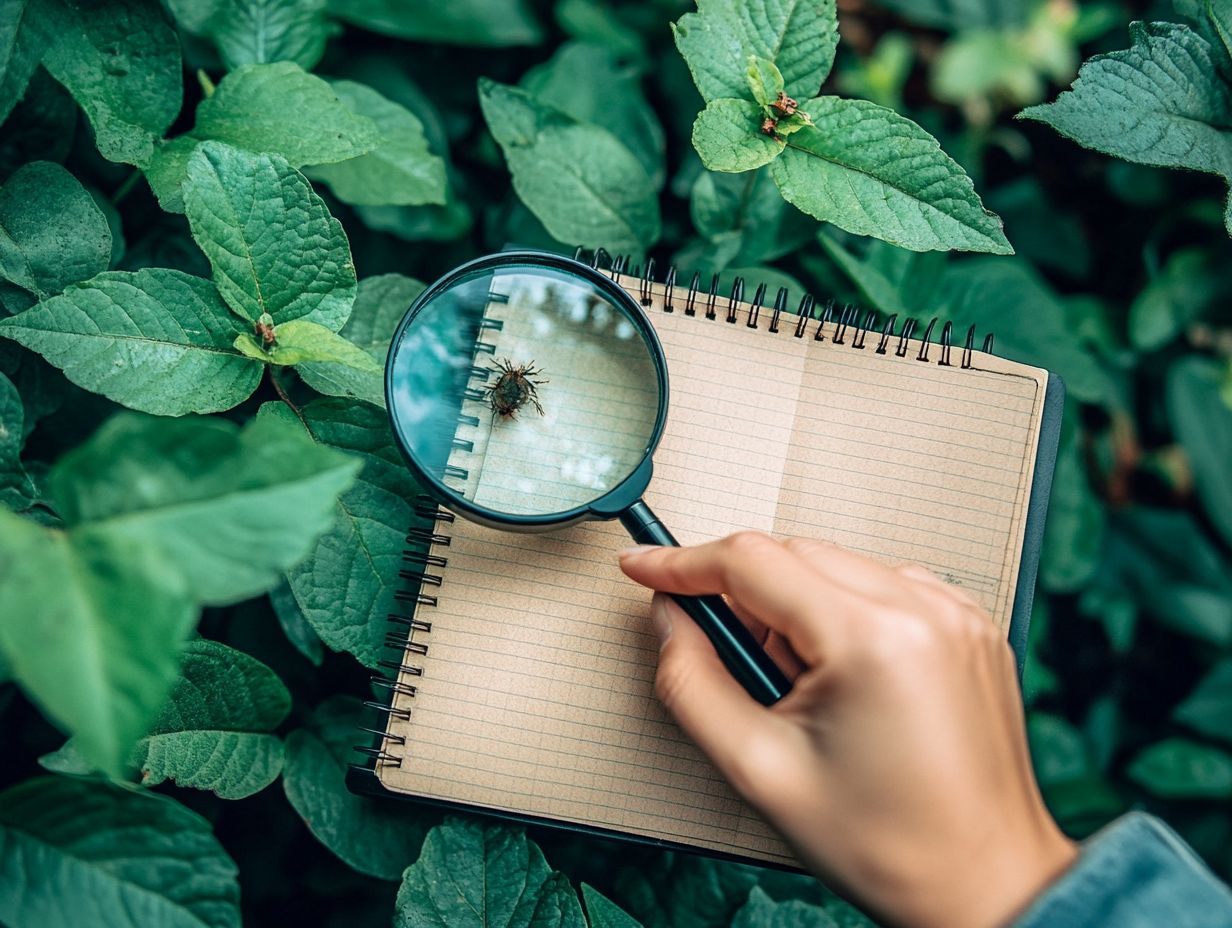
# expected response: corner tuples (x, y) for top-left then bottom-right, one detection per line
(349, 257), (1065, 869)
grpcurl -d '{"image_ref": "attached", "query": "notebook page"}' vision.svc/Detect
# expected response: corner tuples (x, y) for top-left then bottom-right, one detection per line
(378, 281), (1047, 865)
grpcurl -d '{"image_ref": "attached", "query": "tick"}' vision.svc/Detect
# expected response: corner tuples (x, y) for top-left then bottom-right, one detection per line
(485, 359), (548, 420)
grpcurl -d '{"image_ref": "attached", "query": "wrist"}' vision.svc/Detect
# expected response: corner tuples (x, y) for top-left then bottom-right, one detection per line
(877, 815), (1079, 928)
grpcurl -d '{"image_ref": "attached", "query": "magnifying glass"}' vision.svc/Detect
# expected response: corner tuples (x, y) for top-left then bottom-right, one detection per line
(385, 251), (791, 706)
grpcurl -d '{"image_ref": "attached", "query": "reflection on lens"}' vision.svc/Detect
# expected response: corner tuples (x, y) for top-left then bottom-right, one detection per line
(388, 261), (663, 519)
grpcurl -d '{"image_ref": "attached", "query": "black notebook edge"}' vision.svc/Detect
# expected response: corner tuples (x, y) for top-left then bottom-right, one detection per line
(1007, 370), (1065, 676)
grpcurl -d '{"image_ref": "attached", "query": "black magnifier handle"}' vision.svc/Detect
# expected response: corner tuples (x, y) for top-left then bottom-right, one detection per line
(619, 500), (792, 706)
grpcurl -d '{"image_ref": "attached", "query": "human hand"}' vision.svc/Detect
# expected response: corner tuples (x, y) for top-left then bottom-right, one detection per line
(619, 534), (1077, 928)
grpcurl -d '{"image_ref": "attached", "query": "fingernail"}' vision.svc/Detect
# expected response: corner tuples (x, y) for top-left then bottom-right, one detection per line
(650, 593), (673, 646)
(619, 544), (660, 559)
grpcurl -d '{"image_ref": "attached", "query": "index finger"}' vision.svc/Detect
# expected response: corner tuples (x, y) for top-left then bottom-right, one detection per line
(618, 532), (858, 664)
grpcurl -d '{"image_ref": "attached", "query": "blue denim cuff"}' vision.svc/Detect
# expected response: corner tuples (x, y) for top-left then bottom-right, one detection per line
(1012, 812), (1232, 928)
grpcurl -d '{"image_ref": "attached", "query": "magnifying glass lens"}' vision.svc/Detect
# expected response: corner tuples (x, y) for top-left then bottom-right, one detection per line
(387, 262), (662, 519)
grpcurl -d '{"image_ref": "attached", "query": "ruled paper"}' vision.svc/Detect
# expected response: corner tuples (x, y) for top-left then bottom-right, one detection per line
(379, 275), (1047, 866)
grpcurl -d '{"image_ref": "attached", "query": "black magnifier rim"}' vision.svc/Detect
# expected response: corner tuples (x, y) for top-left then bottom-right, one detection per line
(385, 250), (670, 530)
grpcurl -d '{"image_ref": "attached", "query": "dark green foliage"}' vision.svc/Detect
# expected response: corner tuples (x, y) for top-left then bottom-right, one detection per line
(2, 1), (1232, 925)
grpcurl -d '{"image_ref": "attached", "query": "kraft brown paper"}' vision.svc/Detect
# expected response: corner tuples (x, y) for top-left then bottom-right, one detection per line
(377, 275), (1048, 867)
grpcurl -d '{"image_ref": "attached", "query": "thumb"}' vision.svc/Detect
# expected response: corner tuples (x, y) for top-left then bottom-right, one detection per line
(650, 593), (780, 788)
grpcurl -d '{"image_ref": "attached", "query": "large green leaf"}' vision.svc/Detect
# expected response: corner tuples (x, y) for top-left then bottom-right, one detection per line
(0, 777), (240, 928)
(1166, 356), (1232, 549)
(195, 62), (380, 166)
(1021, 22), (1232, 235)
(183, 141), (357, 330)
(28, 0), (182, 167)
(673, 0), (840, 103)
(283, 696), (434, 879)
(0, 269), (261, 416)
(0, 511), (194, 773)
(692, 98), (785, 172)
(771, 97), (1012, 254)
(305, 80), (446, 207)
(296, 273), (423, 407)
(327, 0), (542, 45)
(520, 41), (666, 185)
(0, 412), (356, 773)
(41, 640), (291, 799)
(0, 161), (112, 299)
(280, 399), (419, 666)
(1175, 659), (1232, 744)
(394, 817), (587, 928)
(173, 0), (332, 71)
(146, 62), (383, 211)
(1128, 738), (1232, 799)
(48, 411), (361, 605)
(479, 78), (660, 253)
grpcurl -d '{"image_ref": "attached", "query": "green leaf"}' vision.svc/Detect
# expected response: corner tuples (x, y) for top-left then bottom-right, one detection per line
(269, 579), (324, 665)
(195, 61), (380, 166)
(328, 0), (542, 45)
(747, 56), (785, 108)
(394, 817), (587, 928)
(0, 0), (40, 127)
(1175, 659), (1232, 744)
(296, 273), (423, 407)
(0, 269), (261, 416)
(29, 0), (182, 166)
(283, 696), (434, 878)
(144, 137), (202, 213)
(732, 888), (837, 928)
(0, 777), (240, 928)
(236, 320), (382, 372)
(304, 80), (446, 207)
(1020, 22), (1232, 236)
(41, 640), (291, 799)
(479, 78), (660, 253)
(1128, 738), (1232, 799)
(520, 41), (666, 185)
(48, 411), (361, 605)
(814, 229), (944, 318)
(192, 0), (331, 71)
(1028, 713), (1091, 787)
(582, 884), (645, 928)
(692, 98), (785, 172)
(1166, 356), (1232, 549)
(0, 510), (195, 773)
(0, 161), (112, 299)
(771, 97), (1012, 254)
(1129, 248), (1229, 351)
(684, 167), (814, 271)
(673, 0), (839, 103)
(183, 141), (357, 330)
(1040, 420), (1105, 593)
(282, 398), (420, 666)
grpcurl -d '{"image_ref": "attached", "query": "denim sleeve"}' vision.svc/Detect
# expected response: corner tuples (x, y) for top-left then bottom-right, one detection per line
(1012, 812), (1232, 928)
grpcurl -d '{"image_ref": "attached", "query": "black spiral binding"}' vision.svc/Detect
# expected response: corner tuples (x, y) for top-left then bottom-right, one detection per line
(353, 249), (998, 777)
(353, 296), (501, 776)
(602, 248), (996, 366)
